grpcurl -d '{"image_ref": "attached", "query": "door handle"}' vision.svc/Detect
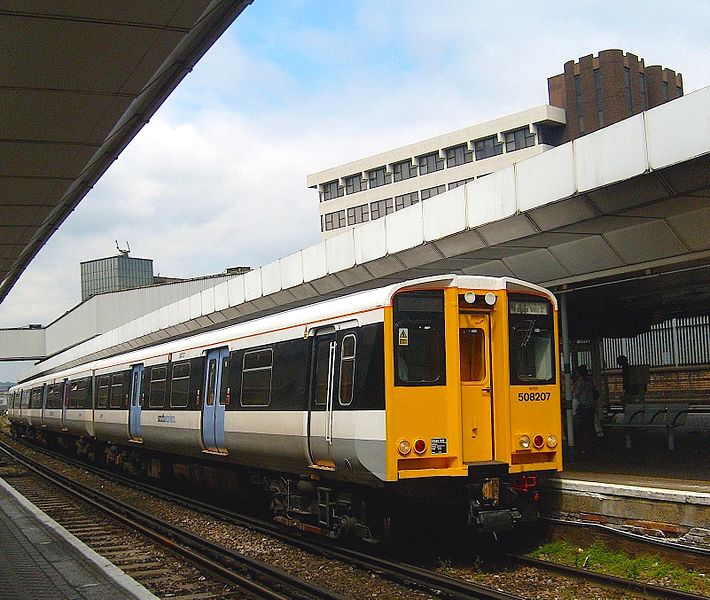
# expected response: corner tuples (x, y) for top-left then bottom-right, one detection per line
(481, 387), (491, 393)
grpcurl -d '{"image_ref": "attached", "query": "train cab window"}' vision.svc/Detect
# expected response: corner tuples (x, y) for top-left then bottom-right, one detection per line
(240, 349), (273, 407)
(339, 334), (356, 406)
(97, 376), (110, 408)
(149, 366), (167, 408)
(110, 374), (124, 408)
(460, 328), (486, 382)
(508, 295), (556, 385)
(393, 290), (446, 386)
(170, 362), (191, 408)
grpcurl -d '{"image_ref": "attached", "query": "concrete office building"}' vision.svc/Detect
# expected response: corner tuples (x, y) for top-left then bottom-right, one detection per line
(80, 254), (154, 301)
(308, 49), (682, 240)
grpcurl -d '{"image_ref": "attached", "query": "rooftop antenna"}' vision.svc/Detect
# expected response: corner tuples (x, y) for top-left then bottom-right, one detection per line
(116, 240), (131, 256)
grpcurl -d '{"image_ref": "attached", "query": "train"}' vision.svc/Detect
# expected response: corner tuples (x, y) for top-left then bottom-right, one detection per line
(7, 274), (562, 542)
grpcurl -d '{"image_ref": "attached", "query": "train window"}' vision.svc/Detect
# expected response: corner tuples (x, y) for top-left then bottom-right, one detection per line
(46, 384), (58, 409)
(241, 349), (273, 407)
(30, 387), (43, 409)
(110, 373), (124, 408)
(149, 366), (167, 408)
(71, 378), (90, 409)
(395, 323), (443, 384)
(460, 328), (486, 382)
(508, 295), (556, 385)
(97, 376), (110, 408)
(205, 359), (217, 406)
(21, 389), (30, 409)
(393, 290), (446, 386)
(170, 362), (191, 408)
(313, 339), (332, 407)
(339, 334), (356, 406)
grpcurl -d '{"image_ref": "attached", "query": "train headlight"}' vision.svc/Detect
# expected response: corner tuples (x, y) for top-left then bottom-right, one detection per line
(413, 439), (426, 454)
(519, 435), (531, 449)
(464, 291), (476, 304)
(533, 434), (545, 449)
(484, 292), (497, 306)
(397, 439), (412, 456)
(546, 434), (558, 448)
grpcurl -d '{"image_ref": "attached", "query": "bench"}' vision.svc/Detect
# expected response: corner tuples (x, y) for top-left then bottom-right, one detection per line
(603, 403), (690, 450)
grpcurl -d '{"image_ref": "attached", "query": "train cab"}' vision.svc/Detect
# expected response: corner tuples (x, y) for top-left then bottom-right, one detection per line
(383, 276), (562, 529)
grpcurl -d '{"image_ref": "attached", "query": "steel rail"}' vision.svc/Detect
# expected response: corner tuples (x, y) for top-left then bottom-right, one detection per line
(510, 554), (709, 600)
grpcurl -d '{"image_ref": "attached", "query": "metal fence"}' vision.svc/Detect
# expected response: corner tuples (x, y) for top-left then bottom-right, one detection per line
(601, 316), (710, 368)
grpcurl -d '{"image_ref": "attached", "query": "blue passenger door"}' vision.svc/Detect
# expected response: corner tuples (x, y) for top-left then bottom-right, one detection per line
(201, 348), (229, 454)
(61, 379), (69, 431)
(129, 365), (143, 441)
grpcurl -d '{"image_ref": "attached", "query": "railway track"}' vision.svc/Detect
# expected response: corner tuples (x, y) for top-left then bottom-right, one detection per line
(3, 435), (707, 600)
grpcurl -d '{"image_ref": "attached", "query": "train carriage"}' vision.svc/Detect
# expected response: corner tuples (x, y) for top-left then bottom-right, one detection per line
(9, 274), (562, 540)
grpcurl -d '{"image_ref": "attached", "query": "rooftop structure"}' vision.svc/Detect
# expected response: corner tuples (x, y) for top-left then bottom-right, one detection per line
(80, 254), (154, 301)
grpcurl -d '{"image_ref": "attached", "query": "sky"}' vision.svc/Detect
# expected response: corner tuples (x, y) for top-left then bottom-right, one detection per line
(1, 0), (709, 381)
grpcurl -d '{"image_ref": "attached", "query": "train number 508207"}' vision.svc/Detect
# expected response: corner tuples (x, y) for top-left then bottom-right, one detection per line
(517, 392), (551, 402)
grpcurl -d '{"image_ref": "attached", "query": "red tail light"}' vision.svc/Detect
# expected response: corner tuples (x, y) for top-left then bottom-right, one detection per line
(533, 434), (545, 449)
(413, 439), (426, 454)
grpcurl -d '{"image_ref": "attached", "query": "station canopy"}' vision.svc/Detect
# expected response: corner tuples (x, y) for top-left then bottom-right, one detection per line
(0, 0), (251, 304)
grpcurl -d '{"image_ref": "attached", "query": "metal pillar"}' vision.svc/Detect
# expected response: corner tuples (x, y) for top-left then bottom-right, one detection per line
(559, 293), (574, 448)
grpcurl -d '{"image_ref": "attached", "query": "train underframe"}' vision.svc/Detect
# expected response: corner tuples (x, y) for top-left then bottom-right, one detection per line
(10, 423), (548, 543)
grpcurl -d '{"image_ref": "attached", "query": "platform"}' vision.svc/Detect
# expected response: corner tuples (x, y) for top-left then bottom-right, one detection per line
(544, 426), (710, 551)
(0, 477), (156, 600)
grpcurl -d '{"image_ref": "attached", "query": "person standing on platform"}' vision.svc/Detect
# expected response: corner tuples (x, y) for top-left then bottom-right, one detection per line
(617, 354), (632, 403)
(573, 365), (596, 454)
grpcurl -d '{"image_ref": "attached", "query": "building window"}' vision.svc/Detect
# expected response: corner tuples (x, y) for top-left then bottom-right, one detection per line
(624, 67), (633, 115)
(367, 166), (390, 189)
(448, 177), (475, 190)
(323, 210), (346, 231)
(503, 127), (535, 152)
(445, 144), (473, 168)
(639, 72), (648, 111)
(395, 192), (419, 211)
(575, 74), (585, 134)
(421, 185), (446, 201)
(417, 152), (444, 175)
(345, 174), (366, 195)
(347, 204), (369, 225)
(321, 180), (343, 201)
(473, 136), (503, 160)
(392, 159), (417, 182)
(370, 198), (393, 220)
(594, 69), (604, 127)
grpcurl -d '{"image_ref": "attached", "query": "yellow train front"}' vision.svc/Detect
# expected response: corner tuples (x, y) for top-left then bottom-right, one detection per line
(384, 276), (562, 533)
